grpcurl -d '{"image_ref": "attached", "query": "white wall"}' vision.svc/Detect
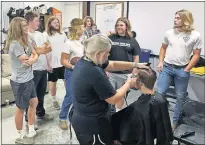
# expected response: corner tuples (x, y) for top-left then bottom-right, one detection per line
(64, 2), (83, 27)
(129, 2), (204, 55)
(90, 2), (127, 23)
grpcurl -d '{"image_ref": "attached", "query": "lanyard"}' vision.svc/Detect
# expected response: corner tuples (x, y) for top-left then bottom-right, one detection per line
(85, 29), (92, 38)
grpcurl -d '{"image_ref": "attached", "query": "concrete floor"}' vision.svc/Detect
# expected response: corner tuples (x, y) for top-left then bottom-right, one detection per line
(1, 80), (79, 144)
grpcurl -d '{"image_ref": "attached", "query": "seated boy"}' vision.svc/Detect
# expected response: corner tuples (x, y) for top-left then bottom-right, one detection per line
(111, 67), (173, 145)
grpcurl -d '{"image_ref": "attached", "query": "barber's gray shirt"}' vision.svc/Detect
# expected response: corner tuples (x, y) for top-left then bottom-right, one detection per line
(9, 41), (33, 83)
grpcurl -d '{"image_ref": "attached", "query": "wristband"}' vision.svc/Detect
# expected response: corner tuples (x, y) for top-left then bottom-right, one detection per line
(132, 62), (138, 68)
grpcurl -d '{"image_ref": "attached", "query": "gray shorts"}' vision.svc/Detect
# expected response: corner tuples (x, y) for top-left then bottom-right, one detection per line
(109, 73), (128, 89)
(10, 79), (37, 110)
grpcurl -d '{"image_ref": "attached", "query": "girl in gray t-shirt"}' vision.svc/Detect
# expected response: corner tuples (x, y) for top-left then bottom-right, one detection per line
(5, 17), (39, 144)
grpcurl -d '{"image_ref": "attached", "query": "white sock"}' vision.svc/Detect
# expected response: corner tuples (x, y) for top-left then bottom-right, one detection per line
(17, 130), (24, 139)
(28, 124), (35, 133)
(27, 124), (36, 137)
(52, 95), (57, 102)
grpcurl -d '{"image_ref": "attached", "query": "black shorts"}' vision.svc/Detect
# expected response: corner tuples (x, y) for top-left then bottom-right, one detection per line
(10, 79), (37, 110)
(76, 133), (113, 145)
(48, 66), (65, 82)
(71, 110), (113, 145)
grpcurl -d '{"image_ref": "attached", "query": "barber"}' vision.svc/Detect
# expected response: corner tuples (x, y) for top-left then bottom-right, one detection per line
(70, 34), (147, 144)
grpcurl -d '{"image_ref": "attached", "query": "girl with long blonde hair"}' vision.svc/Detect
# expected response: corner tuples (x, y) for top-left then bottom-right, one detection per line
(6, 17), (39, 144)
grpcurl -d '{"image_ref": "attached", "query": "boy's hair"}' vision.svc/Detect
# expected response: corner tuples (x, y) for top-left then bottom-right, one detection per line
(70, 18), (83, 26)
(68, 25), (83, 40)
(136, 67), (157, 90)
(174, 9), (195, 32)
(45, 16), (62, 36)
(24, 11), (39, 22)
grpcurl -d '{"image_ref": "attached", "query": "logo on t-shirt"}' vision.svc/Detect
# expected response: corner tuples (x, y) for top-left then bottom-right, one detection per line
(183, 37), (190, 43)
(112, 42), (131, 47)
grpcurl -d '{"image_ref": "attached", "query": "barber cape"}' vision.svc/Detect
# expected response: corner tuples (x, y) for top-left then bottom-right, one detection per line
(111, 92), (173, 145)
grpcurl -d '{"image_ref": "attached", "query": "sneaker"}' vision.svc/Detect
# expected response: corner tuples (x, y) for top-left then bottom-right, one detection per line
(27, 129), (43, 139)
(15, 136), (35, 144)
(26, 130), (37, 138)
(26, 123), (38, 131)
(37, 113), (54, 121)
(59, 120), (69, 130)
(53, 101), (60, 110)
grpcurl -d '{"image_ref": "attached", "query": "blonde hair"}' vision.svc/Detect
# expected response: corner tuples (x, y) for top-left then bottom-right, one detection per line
(5, 17), (28, 50)
(115, 17), (132, 37)
(68, 25), (83, 40)
(175, 9), (195, 32)
(45, 16), (62, 36)
(70, 18), (83, 26)
(83, 34), (112, 58)
(83, 16), (94, 28)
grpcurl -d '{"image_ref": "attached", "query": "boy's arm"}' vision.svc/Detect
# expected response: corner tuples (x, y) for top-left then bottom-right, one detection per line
(23, 49), (38, 66)
(33, 42), (52, 55)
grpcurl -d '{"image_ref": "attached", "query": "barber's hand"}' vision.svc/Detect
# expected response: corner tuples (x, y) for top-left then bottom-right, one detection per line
(157, 62), (163, 72)
(126, 77), (137, 89)
(132, 68), (138, 74)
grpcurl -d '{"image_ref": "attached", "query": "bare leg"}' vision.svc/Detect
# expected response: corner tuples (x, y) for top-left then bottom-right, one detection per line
(49, 81), (60, 109)
(27, 97), (38, 138)
(27, 97), (38, 125)
(15, 107), (24, 130)
(49, 81), (57, 97)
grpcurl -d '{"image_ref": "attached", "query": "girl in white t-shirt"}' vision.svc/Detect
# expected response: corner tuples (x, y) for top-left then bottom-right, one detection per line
(43, 16), (67, 110)
(59, 19), (84, 130)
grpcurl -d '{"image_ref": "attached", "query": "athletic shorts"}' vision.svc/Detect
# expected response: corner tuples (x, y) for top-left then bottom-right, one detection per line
(10, 79), (37, 109)
(48, 66), (65, 82)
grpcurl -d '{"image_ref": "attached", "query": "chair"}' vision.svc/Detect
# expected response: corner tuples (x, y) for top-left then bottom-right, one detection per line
(173, 99), (205, 145)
